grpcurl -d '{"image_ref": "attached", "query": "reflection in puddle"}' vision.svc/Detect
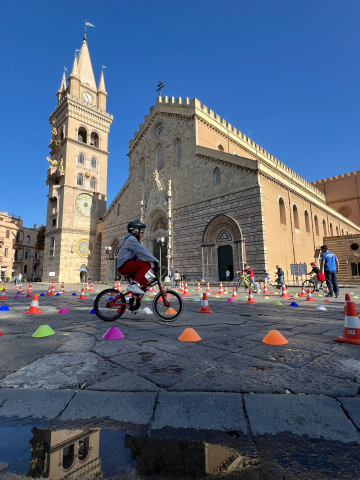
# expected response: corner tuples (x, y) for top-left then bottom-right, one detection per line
(0, 426), (248, 479)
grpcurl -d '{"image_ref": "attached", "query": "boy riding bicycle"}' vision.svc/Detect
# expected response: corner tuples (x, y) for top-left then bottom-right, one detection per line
(117, 220), (159, 295)
(307, 262), (324, 292)
(237, 265), (259, 292)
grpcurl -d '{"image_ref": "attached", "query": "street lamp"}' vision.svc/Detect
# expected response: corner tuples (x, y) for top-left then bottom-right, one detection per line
(156, 237), (165, 280)
(105, 246), (112, 284)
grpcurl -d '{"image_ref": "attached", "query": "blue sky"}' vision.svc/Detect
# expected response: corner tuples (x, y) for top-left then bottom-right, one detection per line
(1, 0), (359, 227)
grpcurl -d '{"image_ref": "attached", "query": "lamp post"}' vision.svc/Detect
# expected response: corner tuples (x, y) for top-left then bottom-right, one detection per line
(156, 236), (165, 279)
(105, 246), (112, 284)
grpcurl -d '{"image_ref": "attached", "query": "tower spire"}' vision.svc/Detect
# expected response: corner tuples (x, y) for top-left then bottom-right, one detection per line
(98, 70), (106, 93)
(77, 37), (96, 90)
(69, 54), (79, 78)
(58, 71), (67, 93)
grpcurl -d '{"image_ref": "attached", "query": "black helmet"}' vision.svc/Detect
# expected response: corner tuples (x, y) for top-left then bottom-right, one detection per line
(127, 220), (146, 234)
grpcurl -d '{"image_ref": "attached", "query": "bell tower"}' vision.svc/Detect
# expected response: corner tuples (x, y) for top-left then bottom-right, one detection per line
(43, 34), (113, 283)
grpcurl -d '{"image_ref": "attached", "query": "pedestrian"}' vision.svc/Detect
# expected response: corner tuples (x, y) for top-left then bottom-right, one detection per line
(238, 265), (259, 292)
(174, 270), (181, 288)
(18, 272), (22, 285)
(320, 245), (339, 298)
(264, 270), (271, 285)
(225, 269), (230, 281)
(275, 265), (284, 289)
(181, 273), (185, 282)
(307, 262), (324, 292)
(13, 273), (17, 285)
(88, 274), (92, 283)
(170, 267), (175, 289)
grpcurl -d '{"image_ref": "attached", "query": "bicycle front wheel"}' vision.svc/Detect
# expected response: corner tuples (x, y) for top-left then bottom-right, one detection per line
(236, 280), (242, 292)
(94, 288), (126, 322)
(320, 282), (328, 293)
(153, 289), (183, 322)
(302, 280), (315, 293)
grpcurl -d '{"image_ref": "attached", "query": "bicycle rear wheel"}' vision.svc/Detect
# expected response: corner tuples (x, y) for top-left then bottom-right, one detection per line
(320, 282), (328, 293)
(236, 280), (242, 292)
(94, 288), (126, 322)
(302, 280), (315, 293)
(153, 290), (183, 322)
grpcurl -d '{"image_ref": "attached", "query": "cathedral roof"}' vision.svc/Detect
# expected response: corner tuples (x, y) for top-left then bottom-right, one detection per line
(77, 37), (97, 90)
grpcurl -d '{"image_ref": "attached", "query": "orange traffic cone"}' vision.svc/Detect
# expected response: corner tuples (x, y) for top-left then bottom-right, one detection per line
(334, 301), (360, 345)
(340, 293), (352, 314)
(85, 282), (89, 291)
(179, 282), (184, 294)
(22, 294), (44, 315)
(196, 282), (201, 292)
(298, 286), (306, 297)
(306, 289), (315, 302)
(206, 282), (211, 293)
(46, 285), (52, 296)
(224, 285), (229, 294)
(280, 282), (288, 298)
(263, 283), (268, 294)
(51, 282), (56, 295)
(89, 281), (94, 292)
(218, 282), (224, 295)
(182, 281), (190, 296)
(197, 293), (213, 313)
(0, 287), (7, 300)
(78, 288), (86, 300)
(246, 289), (256, 303)
(262, 330), (288, 345)
(60, 282), (65, 293)
(231, 287), (238, 299)
(27, 282), (33, 293)
(17, 285), (23, 294)
(178, 328), (201, 342)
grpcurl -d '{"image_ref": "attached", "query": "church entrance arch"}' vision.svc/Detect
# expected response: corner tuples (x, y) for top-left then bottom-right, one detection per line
(202, 215), (244, 281)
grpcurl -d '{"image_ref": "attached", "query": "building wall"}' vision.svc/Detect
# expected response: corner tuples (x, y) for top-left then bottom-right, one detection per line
(0, 213), (19, 281)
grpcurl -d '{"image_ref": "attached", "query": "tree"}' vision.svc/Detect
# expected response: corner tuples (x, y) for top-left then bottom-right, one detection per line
(35, 225), (46, 250)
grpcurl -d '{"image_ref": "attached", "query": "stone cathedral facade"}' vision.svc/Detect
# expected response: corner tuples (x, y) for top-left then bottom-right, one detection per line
(101, 96), (359, 282)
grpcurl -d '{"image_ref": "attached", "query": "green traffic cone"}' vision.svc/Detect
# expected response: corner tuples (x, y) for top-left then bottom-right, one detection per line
(215, 295), (220, 298)
(85, 292), (90, 296)
(144, 297), (151, 301)
(264, 296), (270, 299)
(32, 325), (55, 338)
(273, 300), (282, 306)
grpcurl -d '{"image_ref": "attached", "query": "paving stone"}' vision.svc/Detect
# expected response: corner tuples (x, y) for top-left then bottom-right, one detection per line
(86, 370), (160, 392)
(338, 397), (360, 430)
(152, 392), (248, 432)
(306, 353), (360, 381)
(244, 394), (360, 443)
(243, 344), (325, 367)
(56, 336), (96, 353)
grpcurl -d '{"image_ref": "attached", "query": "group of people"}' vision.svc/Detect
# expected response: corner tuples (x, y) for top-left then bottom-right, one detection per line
(13, 272), (22, 285)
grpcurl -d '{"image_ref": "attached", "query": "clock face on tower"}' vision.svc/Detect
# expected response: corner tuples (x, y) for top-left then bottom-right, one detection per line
(75, 193), (97, 216)
(82, 92), (93, 103)
(76, 239), (93, 257)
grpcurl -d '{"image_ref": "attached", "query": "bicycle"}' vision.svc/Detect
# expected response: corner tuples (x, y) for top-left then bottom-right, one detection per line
(94, 266), (183, 322)
(302, 274), (327, 294)
(236, 274), (258, 293)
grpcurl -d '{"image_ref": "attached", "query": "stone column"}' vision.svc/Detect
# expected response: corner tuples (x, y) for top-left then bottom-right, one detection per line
(165, 180), (172, 282)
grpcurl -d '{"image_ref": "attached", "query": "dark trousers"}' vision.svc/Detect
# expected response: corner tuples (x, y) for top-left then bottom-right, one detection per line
(325, 270), (339, 296)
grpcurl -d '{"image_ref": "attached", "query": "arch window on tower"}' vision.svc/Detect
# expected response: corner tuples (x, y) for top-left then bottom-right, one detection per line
(25, 250), (29, 260)
(90, 132), (99, 148)
(77, 174), (84, 186)
(217, 143), (225, 151)
(293, 204), (300, 230)
(214, 167), (221, 185)
(175, 140), (182, 165)
(304, 210), (310, 232)
(6, 230), (9, 238)
(90, 177), (96, 190)
(78, 128), (87, 144)
(78, 153), (84, 165)
(140, 159), (145, 179)
(26, 235), (30, 243)
(50, 197), (57, 214)
(279, 197), (286, 225)
(90, 157), (96, 169)
(4, 248), (8, 257)
(117, 204), (121, 216)
(156, 145), (164, 171)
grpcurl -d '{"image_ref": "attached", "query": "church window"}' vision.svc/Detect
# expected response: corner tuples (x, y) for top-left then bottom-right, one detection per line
(157, 124), (163, 136)
(78, 128), (87, 144)
(153, 217), (167, 231)
(336, 226), (339, 236)
(25, 250), (29, 259)
(4, 248), (8, 257)
(91, 157), (96, 169)
(50, 197), (57, 214)
(140, 159), (145, 179)
(214, 167), (221, 185)
(49, 237), (55, 256)
(78, 154), (84, 165)
(117, 204), (121, 216)
(77, 174), (84, 186)
(322, 219), (327, 237)
(217, 143), (224, 151)
(339, 206), (351, 218)
(63, 444), (75, 470)
(175, 141), (182, 165)
(90, 177), (96, 190)
(304, 210), (310, 233)
(293, 205), (299, 230)
(279, 198), (286, 225)
(330, 223), (334, 236)
(5, 230), (9, 238)
(35, 251), (38, 261)
(26, 235), (30, 243)
(217, 230), (232, 242)
(90, 132), (99, 148)
(341, 228), (344, 235)
(24, 265), (28, 274)
(156, 145), (164, 171)
(314, 215), (319, 236)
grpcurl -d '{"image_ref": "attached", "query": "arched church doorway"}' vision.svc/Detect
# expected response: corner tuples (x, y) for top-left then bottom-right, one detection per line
(202, 215), (244, 281)
(79, 264), (87, 282)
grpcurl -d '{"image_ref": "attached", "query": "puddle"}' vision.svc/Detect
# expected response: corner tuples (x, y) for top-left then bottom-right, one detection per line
(0, 425), (253, 479)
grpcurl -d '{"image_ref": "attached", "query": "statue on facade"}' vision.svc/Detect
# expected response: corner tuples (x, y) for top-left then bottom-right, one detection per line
(153, 170), (163, 191)
(46, 157), (58, 167)
(59, 158), (64, 170)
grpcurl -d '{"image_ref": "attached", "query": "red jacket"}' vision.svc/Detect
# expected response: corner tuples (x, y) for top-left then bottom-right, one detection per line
(238, 268), (254, 278)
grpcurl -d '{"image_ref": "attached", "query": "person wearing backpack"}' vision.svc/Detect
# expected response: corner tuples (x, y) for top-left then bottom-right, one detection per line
(275, 265), (284, 289)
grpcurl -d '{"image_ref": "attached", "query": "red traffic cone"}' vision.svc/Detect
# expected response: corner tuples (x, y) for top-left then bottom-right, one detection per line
(218, 282), (224, 295)
(89, 281), (94, 292)
(78, 288), (86, 300)
(51, 282), (56, 295)
(246, 289), (256, 303)
(224, 285), (229, 294)
(231, 287), (238, 299)
(334, 301), (360, 345)
(60, 282), (65, 293)
(298, 286), (306, 297)
(182, 281), (190, 296)
(27, 282), (33, 293)
(197, 293), (213, 313)
(280, 282), (288, 298)
(17, 285), (23, 294)
(263, 283), (268, 294)
(306, 289), (315, 302)
(340, 293), (352, 314)
(85, 282), (89, 291)
(196, 282), (201, 291)
(206, 282), (211, 293)
(0, 287), (7, 300)
(179, 282), (184, 294)
(46, 285), (52, 296)
(22, 294), (44, 315)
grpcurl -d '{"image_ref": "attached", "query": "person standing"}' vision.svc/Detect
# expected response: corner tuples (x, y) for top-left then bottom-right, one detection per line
(275, 265), (284, 289)
(18, 272), (22, 285)
(170, 267), (175, 289)
(174, 270), (181, 288)
(225, 269), (230, 281)
(320, 245), (339, 298)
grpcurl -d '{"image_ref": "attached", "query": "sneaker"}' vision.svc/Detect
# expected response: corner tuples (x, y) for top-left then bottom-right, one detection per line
(325, 294), (334, 298)
(126, 283), (145, 295)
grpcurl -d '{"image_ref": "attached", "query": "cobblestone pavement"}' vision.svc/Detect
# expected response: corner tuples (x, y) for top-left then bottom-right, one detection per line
(1, 282), (360, 478)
